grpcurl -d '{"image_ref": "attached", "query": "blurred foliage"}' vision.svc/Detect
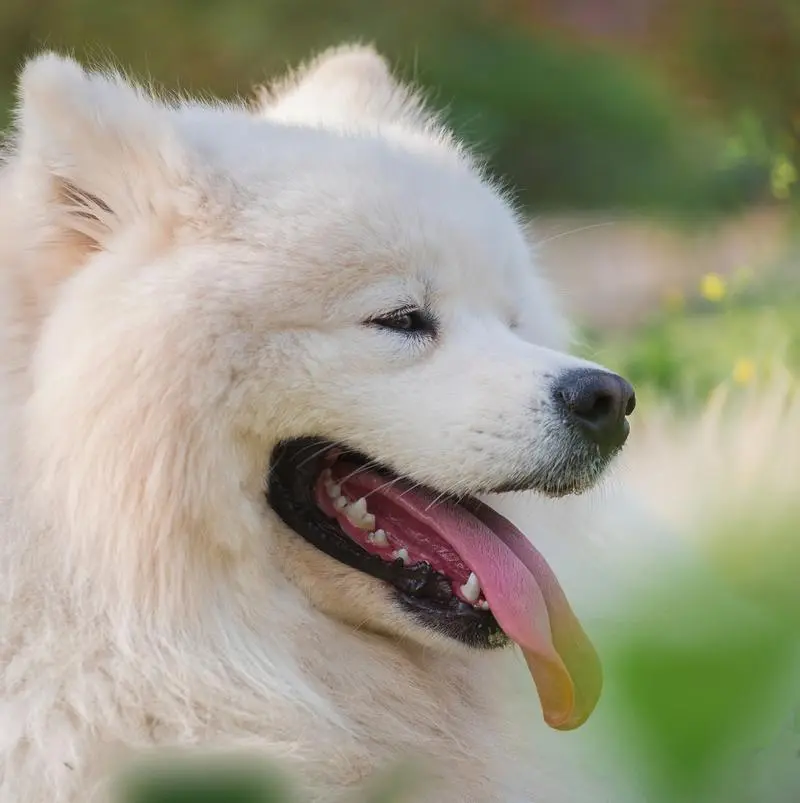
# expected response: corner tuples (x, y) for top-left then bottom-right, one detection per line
(0, 0), (779, 214)
(118, 759), (291, 803)
(604, 516), (800, 803)
(580, 240), (800, 800)
(581, 262), (800, 409)
(655, 0), (800, 205)
(117, 756), (418, 803)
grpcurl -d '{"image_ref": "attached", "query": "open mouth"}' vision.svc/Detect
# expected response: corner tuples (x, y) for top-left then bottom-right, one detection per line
(267, 437), (603, 731)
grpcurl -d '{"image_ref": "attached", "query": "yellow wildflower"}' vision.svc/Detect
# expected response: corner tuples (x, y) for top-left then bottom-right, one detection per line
(732, 358), (756, 385)
(700, 273), (726, 302)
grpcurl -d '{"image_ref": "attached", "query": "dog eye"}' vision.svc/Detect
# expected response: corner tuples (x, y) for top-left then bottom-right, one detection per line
(367, 308), (435, 336)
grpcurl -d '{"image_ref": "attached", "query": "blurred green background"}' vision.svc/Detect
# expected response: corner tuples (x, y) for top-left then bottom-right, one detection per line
(2, 2), (798, 801)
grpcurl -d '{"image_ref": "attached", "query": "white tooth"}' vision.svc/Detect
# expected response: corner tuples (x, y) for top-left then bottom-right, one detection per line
(476, 600), (490, 611)
(348, 498), (368, 519)
(346, 508), (375, 530)
(460, 572), (481, 603)
(345, 498), (375, 530)
(321, 469), (340, 498)
(368, 529), (388, 546)
(333, 495), (348, 511)
(392, 548), (410, 564)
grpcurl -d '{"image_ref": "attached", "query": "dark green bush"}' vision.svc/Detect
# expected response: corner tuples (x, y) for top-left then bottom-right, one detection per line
(0, 0), (768, 214)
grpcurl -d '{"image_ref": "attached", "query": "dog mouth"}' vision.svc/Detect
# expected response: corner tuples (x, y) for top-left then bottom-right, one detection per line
(267, 437), (602, 731)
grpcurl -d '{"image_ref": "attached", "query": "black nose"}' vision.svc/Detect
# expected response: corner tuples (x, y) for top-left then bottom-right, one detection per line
(555, 369), (636, 454)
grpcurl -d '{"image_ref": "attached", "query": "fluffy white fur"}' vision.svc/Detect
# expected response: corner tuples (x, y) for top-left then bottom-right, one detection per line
(0, 45), (797, 803)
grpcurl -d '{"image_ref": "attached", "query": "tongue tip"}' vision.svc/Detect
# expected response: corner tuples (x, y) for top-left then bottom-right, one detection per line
(542, 687), (600, 731)
(524, 646), (603, 732)
(545, 708), (592, 731)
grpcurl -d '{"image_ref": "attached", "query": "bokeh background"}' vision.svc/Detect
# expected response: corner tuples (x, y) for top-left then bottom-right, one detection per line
(2, 2), (798, 802)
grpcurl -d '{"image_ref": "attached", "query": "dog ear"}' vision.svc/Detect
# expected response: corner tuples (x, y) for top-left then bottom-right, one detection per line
(13, 53), (197, 249)
(255, 44), (438, 134)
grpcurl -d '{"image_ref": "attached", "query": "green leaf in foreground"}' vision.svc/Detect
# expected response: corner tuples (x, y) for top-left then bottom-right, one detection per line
(118, 757), (294, 803)
(116, 754), (420, 803)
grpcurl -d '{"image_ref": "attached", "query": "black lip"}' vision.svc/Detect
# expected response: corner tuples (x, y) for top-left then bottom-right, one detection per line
(266, 437), (508, 649)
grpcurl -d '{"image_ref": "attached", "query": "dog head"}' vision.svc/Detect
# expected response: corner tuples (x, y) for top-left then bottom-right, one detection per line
(5, 46), (634, 730)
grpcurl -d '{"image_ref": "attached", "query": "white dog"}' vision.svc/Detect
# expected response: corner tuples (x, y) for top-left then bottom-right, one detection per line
(0, 45), (797, 803)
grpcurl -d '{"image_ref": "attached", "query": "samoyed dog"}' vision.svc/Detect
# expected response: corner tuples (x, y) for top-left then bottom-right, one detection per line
(0, 45), (797, 803)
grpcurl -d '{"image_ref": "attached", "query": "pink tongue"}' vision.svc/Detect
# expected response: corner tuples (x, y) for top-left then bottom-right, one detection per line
(341, 470), (602, 730)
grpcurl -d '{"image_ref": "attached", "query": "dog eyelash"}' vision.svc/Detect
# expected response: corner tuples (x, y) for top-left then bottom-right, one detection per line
(366, 307), (437, 338)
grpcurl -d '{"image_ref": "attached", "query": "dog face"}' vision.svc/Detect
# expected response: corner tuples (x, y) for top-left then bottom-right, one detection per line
(7, 47), (633, 731)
